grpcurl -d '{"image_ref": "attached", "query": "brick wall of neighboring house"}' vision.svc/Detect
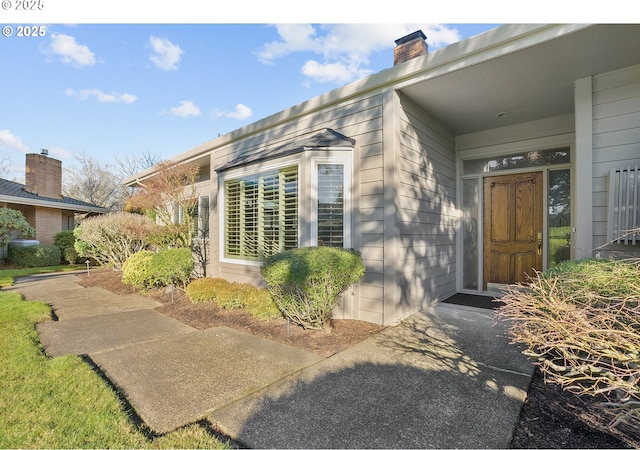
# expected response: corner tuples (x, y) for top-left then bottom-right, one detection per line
(22, 205), (36, 228)
(35, 207), (62, 245)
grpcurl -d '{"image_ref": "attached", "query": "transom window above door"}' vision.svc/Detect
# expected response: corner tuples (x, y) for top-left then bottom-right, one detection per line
(463, 147), (570, 175)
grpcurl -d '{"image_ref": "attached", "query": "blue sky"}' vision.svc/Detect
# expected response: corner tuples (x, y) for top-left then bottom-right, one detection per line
(0, 9), (508, 181)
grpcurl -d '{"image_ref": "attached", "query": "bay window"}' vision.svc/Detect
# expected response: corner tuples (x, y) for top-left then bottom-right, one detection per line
(224, 165), (298, 260)
(217, 128), (355, 264)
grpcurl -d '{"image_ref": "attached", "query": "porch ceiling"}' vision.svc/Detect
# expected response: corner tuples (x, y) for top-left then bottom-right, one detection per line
(398, 24), (640, 136)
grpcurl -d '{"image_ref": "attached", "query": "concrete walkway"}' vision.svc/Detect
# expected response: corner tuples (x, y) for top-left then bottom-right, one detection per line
(6, 272), (534, 448)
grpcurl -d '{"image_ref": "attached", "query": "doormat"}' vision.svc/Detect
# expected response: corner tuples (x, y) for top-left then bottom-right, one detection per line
(441, 293), (504, 310)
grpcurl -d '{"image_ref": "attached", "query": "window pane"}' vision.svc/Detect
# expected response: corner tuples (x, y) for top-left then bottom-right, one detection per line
(548, 169), (571, 267)
(199, 195), (209, 239)
(317, 164), (344, 247)
(463, 148), (570, 175)
(225, 166), (298, 260)
(462, 178), (479, 289)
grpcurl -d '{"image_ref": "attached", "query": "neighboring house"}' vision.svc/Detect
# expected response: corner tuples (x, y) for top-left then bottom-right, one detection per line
(0, 151), (109, 245)
(126, 24), (640, 326)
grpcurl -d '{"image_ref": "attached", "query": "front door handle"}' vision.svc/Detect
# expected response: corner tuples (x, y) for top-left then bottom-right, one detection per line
(537, 229), (543, 255)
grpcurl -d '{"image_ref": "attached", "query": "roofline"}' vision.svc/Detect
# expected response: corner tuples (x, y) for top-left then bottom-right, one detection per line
(0, 194), (111, 213)
(124, 23), (594, 185)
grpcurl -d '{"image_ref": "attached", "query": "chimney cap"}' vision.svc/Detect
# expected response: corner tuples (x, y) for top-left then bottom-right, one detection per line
(40, 148), (49, 156)
(395, 30), (427, 46)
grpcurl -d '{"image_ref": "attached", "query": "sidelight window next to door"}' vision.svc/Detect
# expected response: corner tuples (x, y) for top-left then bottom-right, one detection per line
(461, 148), (571, 292)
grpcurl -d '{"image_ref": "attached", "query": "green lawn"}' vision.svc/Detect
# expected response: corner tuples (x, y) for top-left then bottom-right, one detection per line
(548, 226), (572, 268)
(0, 264), (85, 287)
(0, 267), (228, 449)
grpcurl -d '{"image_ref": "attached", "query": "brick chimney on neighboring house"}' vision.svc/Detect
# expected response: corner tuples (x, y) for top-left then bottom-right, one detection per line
(24, 149), (63, 199)
(394, 30), (428, 66)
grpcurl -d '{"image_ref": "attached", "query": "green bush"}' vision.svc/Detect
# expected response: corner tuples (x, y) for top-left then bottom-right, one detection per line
(122, 248), (194, 290)
(0, 208), (35, 247)
(242, 285), (282, 321)
(261, 247), (365, 331)
(121, 250), (155, 290)
(7, 245), (61, 268)
(53, 230), (75, 251)
(186, 277), (281, 321)
(63, 247), (79, 265)
(54, 230), (78, 264)
(148, 248), (194, 289)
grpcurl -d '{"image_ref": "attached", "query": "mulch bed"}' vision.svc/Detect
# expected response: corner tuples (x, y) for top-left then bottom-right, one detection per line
(76, 269), (639, 448)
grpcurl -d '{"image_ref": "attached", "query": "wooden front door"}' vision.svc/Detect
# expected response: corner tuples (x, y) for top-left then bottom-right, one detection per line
(483, 171), (543, 290)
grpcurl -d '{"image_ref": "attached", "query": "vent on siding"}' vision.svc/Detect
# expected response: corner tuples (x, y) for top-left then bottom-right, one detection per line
(608, 166), (640, 245)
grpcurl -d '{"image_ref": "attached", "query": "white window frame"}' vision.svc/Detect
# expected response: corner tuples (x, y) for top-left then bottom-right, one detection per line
(195, 194), (210, 240)
(310, 154), (353, 249)
(218, 150), (354, 266)
(218, 159), (301, 266)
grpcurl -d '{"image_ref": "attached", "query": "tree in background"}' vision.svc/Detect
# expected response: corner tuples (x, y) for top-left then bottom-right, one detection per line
(115, 151), (161, 179)
(0, 155), (13, 179)
(126, 160), (200, 249)
(63, 151), (160, 211)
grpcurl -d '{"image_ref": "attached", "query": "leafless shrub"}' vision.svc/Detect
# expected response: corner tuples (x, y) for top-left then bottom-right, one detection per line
(496, 258), (640, 433)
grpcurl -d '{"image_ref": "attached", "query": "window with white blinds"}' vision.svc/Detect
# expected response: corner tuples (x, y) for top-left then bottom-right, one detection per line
(224, 165), (298, 260)
(317, 164), (345, 247)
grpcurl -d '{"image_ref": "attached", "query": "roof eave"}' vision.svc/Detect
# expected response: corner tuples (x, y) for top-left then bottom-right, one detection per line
(0, 194), (110, 213)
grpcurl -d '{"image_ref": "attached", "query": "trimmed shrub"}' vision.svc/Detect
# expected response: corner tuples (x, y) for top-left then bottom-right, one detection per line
(122, 248), (194, 290)
(54, 230), (78, 264)
(0, 208), (35, 248)
(242, 285), (282, 321)
(497, 257), (640, 433)
(8, 245), (61, 268)
(261, 247), (365, 331)
(148, 248), (194, 289)
(185, 277), (281, 321)
(63, 247), (79, 265)
(121, 250), (155, 290)
(186, 277), (243, 308)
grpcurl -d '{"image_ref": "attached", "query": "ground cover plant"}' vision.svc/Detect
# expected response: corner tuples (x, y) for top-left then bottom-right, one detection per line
(186, 277), (282, 321)
(497, 257), (640, 443)
(0, 288), (229, 449)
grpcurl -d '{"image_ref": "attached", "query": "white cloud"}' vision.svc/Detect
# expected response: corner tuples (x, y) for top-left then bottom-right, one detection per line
(257, 24), (320, 63)
(47, 146), (74, 160)
(257, 24), (462, 84)
(45, 33), (96, 67)
(0, 129), (30, 153)
(225, 104), (253, 120)
(170, 100), (201, 117)
(149, 36), (184, 71)
(65, 88), (137, 104)
(301, 60), (371, 84)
